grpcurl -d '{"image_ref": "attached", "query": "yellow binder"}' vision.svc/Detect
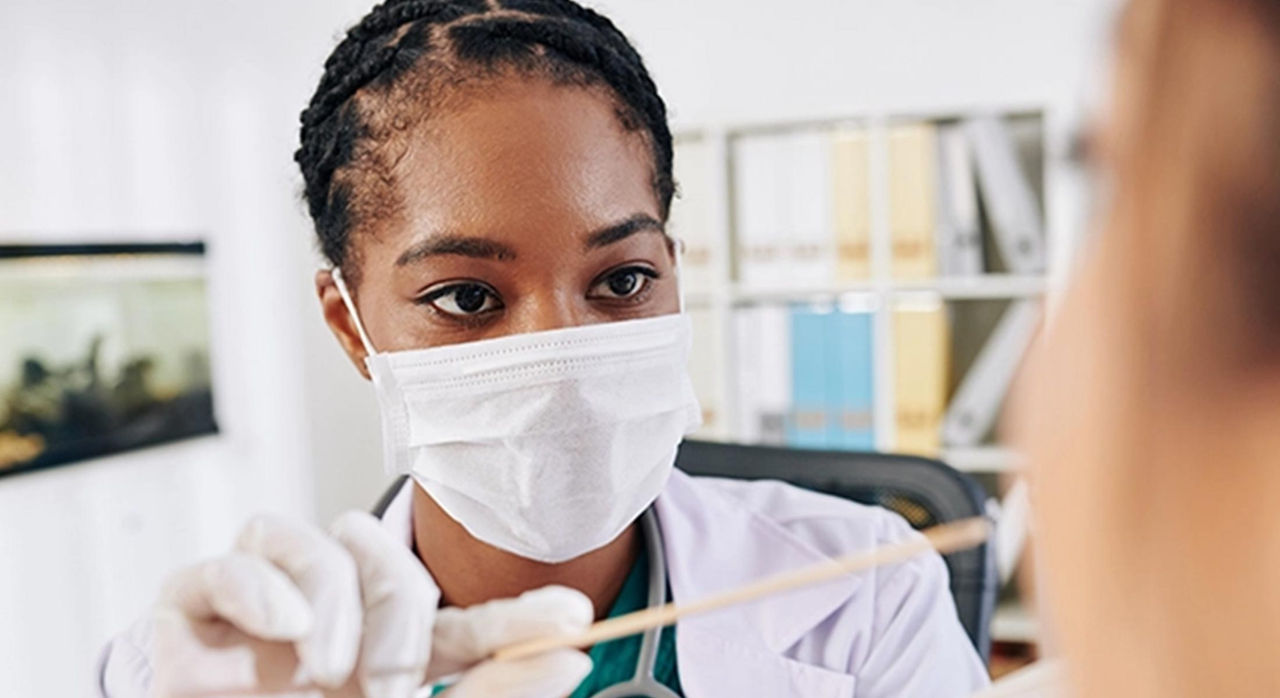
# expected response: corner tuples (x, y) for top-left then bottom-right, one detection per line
(893, 299), (950, 455)
(889, 123), (939, 279)
(831, 129), (871, 280)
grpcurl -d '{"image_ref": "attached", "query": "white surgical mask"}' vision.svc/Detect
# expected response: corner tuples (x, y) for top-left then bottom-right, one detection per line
(331, 270), (701, 563)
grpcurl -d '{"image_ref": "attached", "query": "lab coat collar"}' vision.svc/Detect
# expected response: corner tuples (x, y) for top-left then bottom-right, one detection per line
(655, 469), (862, 655)
(660, 468), (860, 691)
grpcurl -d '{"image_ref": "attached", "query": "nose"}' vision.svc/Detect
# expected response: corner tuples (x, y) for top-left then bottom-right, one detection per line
(511, 291), (589, 336)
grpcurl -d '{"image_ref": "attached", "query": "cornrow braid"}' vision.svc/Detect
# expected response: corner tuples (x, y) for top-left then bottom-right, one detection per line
(294, 0), (674, 283)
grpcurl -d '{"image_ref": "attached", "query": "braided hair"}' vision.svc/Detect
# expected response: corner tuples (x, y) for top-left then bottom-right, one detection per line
(295, 0), (674, 284)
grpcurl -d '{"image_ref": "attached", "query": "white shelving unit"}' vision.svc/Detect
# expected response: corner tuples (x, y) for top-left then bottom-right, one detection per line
(726, 274), (1048, 305)
(677, 107), (1064, 461)
(673, 105), (1074, 644)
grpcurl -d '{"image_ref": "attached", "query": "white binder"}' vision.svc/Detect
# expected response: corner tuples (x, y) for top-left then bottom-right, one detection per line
(731, 305), (792, 445)
(755, 304), (793, 445)
(942, 299), (1041, 447)
(935, 124), (984, 277)
(782, 130), (835, 284)
(669, 139), (717, 294)
(731, 134), (786, 287)
(966, 116), (1046, 273)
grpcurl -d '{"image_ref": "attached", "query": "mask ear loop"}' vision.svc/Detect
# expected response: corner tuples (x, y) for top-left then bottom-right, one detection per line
(673, 236), (687, 314)
(331, 267), (378, 357)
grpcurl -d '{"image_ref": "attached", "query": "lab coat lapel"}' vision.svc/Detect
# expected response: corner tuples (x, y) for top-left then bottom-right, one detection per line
(655, 470), (858, 696)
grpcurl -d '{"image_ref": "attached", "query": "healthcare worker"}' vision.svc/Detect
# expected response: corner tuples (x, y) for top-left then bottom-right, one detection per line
(98, 1), (988, 695)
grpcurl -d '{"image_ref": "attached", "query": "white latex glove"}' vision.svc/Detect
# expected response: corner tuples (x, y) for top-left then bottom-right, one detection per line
(151, 511), (593, 698)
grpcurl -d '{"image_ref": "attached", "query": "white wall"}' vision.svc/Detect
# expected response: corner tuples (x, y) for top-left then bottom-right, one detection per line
(604, 0), (1114, 128)
(0, 1), (1115, 696)
(0, 1), (356, 694)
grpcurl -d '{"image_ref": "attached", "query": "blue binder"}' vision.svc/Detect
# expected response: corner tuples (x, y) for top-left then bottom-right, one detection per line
(787, 306), (830, 448)
(833, 310), (875, 450)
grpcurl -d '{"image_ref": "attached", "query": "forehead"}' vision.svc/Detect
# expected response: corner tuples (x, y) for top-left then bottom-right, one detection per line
(384, 78), (659, 242)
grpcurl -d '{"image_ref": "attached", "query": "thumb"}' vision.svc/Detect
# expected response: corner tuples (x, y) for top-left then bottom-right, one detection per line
(427, 585), (593, 681)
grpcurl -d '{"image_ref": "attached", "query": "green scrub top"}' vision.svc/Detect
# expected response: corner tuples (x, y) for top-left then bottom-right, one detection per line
(569, 542), (682, 697)
(432, 545), (682, 696)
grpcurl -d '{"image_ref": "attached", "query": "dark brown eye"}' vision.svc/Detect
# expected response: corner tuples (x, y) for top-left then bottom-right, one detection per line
(589, 266), (657, 300)
(609, 272), (639, 296)
(453, 285), (488, 313)
(420, 282), (502, 316)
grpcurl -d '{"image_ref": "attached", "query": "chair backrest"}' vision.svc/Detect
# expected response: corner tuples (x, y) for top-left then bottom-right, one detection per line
(674, 439), (997, 663)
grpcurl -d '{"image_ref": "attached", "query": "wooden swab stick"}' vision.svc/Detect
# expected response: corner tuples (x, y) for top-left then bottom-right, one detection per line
(493, 516), (992, 662)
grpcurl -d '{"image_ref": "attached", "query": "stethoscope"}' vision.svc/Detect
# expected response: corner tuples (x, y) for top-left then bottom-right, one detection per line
(587, 507), (681, 698)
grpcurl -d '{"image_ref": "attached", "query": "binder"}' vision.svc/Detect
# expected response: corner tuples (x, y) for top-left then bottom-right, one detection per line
(942, 299), (1040, 447)
(995, 477), (1032, 585)
(833, 308), (876, 450)
(935, 124), (984, 277)
(966, 116), (1046, 273)
(889, 123), (940, 279)
(893, 299), (950, 455)
(687, 305), (725, 438)
(831, 128), (871, 280)
(731, 306), (764, 443)
(732, 134), (786, 287)
(755, 304), (793, 445)
(669, 138), (717, 293)
(783, 130), (835, 284)
(731, 305), (792, 445)
(787, 305), (831, 449)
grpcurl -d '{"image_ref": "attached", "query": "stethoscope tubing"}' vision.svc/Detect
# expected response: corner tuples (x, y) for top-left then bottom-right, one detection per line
(587, 508), (681, 698)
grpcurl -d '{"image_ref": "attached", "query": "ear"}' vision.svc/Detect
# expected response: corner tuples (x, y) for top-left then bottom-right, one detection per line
(315, 269), (372, 381)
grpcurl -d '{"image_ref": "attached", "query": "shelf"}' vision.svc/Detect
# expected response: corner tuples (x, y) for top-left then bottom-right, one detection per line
(899, 275), (1047, 300)
(730, 281), (877, 304)
(942, 446), (1026, 473)
(992, 601), (1041, 644)
(727, 274), (1047, 304)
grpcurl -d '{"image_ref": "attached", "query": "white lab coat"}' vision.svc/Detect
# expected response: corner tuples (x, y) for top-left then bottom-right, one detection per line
(98, 469), (989, 697)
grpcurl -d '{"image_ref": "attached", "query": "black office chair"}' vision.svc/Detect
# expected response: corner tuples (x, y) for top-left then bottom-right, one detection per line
(674, 439), (997, 663)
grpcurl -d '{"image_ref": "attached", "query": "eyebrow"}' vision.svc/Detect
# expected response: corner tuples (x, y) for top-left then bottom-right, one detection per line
(583, 214), (666, 252)
(395, 235), (518, 266)
(395, 214), (667, 266)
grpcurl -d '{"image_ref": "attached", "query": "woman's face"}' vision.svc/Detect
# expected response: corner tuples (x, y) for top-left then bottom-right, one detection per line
(318, 78), (676, 372)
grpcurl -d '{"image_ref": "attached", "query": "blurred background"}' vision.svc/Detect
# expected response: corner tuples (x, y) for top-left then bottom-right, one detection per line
(0, 0), (1116, 694)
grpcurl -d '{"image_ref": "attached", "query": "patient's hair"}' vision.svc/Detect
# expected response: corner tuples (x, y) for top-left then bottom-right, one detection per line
(1109, 0), (1280, 376)
(295, 0), (673, 284)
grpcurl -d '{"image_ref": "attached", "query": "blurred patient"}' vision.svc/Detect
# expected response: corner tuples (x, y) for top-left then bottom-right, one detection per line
(1013, 0), (1280, 695)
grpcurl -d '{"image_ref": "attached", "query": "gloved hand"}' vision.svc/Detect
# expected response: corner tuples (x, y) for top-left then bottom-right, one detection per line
(151, 511), (594, 698)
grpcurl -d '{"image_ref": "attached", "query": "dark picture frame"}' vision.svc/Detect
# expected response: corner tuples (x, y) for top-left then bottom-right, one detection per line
(0, 242), (218, 477)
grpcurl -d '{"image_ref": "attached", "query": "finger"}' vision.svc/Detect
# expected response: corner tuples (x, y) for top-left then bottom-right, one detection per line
(161, 553), (313, 641)
(442, 650), (593, 698)
(237, 514), (363, 689)
(151, 613), (313, 698)
(330, 510), (439, 698)
(428, 585), (593, 680)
